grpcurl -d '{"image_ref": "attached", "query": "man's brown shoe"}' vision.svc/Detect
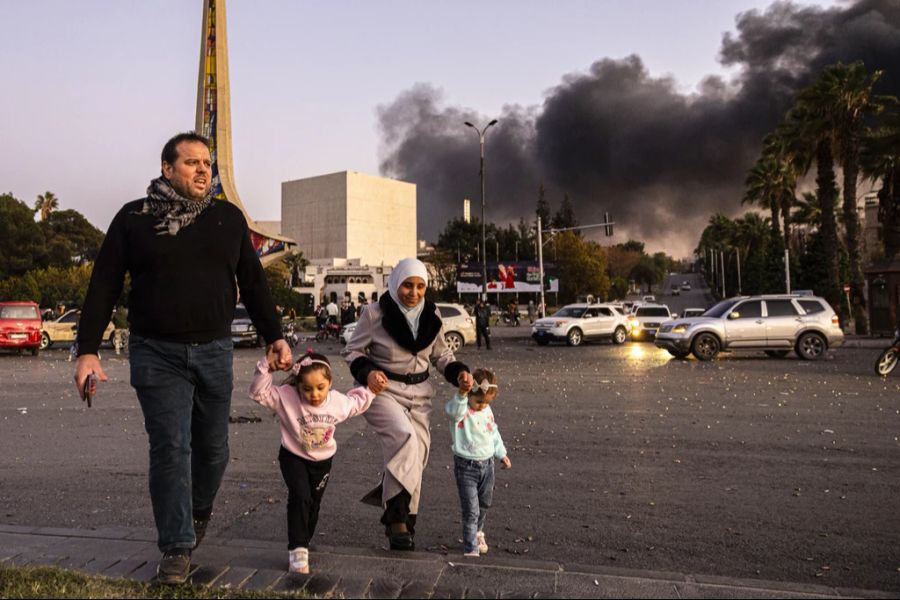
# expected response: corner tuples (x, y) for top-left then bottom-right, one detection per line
(157, 548), (191, 585)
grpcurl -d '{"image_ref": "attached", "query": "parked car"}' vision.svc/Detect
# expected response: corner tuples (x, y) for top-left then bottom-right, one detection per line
(532, 303), (631, 347)
(679, 308), (706, 319)
(231, 304), (261, 347)
(0, 301), (42, 355)
(642, 295), (656, 303)
(628, 304), (673, 339)
(681, 281), (692, 291)
(654, 294), (844, 361)
(41, 309), (115, 350)
(340, 302), (475, 351)
(671, 287), (681, 296)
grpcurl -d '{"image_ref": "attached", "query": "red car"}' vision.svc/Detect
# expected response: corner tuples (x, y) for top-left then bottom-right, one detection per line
(0, 301), (42, 355)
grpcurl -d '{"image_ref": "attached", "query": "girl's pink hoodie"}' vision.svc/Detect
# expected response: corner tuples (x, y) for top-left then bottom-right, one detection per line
(249, 359), (374, 461)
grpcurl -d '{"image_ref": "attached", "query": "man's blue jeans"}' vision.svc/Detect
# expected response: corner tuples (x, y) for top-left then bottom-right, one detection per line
(129, 334), (233, 552)
(454, 455), (495, 553)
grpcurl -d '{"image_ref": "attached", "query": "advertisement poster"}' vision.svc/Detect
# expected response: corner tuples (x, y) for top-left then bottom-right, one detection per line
(456, 262), (559, 293)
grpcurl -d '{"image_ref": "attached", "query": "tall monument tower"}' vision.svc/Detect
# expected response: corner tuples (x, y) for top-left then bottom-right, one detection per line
(196, 0), (294, 263)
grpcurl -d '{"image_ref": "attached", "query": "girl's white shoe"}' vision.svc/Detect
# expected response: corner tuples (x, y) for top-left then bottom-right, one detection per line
(289, 547), (309, 574)
(476, 531), (489, 554)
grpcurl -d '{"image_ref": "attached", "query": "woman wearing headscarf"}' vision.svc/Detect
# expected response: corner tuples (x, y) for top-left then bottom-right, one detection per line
(342, 258), (474, 550)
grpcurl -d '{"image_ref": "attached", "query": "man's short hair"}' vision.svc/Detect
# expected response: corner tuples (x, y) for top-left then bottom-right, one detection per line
(161, 132), (211, 165)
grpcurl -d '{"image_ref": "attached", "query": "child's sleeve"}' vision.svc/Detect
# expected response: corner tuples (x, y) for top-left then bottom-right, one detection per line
(248, 358), (282, 410)
(493, 422), (508, 460)
(344, 386), (376, 418)
(445, 392), (469, 421)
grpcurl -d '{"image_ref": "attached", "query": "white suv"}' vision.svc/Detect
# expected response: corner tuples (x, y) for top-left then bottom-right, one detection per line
(340, 302), (475, 351)
(628, 304), (673, 339)
(532, 303), (630, 346)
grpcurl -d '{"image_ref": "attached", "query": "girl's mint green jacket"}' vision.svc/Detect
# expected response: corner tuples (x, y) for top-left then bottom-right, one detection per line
(445, 393), (508, 461)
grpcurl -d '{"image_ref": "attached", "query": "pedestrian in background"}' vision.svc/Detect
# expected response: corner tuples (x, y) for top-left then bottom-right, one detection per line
(475, 298), (492, 350)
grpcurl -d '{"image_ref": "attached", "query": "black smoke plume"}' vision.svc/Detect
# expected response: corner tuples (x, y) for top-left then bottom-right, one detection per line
(377, 0), (900, 256)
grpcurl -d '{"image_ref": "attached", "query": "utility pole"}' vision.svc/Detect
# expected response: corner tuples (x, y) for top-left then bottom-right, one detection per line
(785, 248), (791, 294)
(537, 216), (546, 318)
(736, 248), (742, 295)
(720, 250), (726, 297)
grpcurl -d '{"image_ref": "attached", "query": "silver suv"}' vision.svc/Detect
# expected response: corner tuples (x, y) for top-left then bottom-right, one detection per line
(654, 295), (844, 361)
(532, 303), (630, 346)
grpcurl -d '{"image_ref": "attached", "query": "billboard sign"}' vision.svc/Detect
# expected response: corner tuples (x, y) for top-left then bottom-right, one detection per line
(456, 262), (559, 293)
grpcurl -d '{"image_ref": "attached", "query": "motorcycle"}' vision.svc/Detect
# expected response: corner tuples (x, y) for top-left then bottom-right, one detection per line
(315, 320), (342, 343)
(875, 327), (900, 376)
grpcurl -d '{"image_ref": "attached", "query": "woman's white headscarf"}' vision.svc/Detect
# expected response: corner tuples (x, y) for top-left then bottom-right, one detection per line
(388, 258), (429, 338)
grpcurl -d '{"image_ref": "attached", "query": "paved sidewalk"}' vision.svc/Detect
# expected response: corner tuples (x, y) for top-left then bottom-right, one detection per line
(0, 524), (893, 599)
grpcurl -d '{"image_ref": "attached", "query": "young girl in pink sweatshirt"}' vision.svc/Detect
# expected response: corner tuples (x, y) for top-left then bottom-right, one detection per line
(249, 349), (375, 574)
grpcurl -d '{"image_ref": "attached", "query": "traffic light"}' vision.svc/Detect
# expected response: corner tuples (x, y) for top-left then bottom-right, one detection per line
(604, 212), (613, 237)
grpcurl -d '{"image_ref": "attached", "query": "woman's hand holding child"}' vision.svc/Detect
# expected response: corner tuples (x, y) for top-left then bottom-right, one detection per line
(457, 371), (474, 395)
(367, 370), (389, 394)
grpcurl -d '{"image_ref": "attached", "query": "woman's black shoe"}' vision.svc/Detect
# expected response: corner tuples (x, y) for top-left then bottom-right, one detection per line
(388, 531), (415, 551)
(386, 523), (415, 551)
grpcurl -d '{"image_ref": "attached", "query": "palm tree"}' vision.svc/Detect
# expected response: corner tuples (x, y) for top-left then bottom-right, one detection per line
(282, 250), (309, 288)
(810, 62), (884, 333)
(860, 103), (900, 260)
(781, 94), (842, 318)
(743, 154), (785, 240)
(33, 191), (59, 221)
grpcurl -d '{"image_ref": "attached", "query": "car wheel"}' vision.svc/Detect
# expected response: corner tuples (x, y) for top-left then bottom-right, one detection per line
(764, 350), (790, 358)
(796, 332), (827, 360)
(444, 332), (463, 352)
(691, 333), (720, 361)
(535, 338), (550, 346)
(40, 332), (50, 350)
(612, 327), (627, 345)
(667, 349), (690, 360)
(875, 347), (898, 376)
(566, 328), (583, 347)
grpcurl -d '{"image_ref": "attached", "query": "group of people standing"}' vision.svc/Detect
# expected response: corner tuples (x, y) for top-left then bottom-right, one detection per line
(73, 131), (512, 583)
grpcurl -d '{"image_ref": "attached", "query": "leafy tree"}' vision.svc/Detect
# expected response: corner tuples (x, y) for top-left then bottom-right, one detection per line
(620, 240), (645, 253)
(39, 209), (104, 266)
(0, 193), (47, 279)
(743, 151), (794, 241)
(264, 262), (306, 314)
(0, 272), (40, 303)
(554, 232), (609, 303)
(33, 191), (59, 221)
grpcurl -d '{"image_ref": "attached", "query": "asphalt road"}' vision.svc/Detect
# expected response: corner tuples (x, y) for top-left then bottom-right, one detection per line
(2, 324), (898, 592)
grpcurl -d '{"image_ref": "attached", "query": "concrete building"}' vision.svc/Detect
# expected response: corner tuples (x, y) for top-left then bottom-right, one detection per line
(282, 171), (416, 267)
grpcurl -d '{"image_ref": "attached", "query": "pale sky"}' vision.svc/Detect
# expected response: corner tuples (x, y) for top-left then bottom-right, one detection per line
(0, 0), (837, 240)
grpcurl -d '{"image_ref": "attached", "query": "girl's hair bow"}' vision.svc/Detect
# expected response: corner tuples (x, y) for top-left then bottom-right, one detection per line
(471, 380), (498, 394)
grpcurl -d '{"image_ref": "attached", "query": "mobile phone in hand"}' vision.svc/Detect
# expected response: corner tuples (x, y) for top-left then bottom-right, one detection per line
(83, 374), (97, 408)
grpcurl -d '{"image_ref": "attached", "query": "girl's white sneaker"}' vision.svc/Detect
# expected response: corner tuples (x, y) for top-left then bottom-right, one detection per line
(464, 550), (480, 557)
(476, 531), (489, 554)
(289, 547), (309, 574)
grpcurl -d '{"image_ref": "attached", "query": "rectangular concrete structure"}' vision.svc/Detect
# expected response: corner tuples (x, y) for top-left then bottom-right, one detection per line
(282, 171), (416, 266)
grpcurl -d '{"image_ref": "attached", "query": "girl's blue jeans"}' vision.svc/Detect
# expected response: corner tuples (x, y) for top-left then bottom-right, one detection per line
(454, 455), (495, 553)
(129, 334), (234, 552)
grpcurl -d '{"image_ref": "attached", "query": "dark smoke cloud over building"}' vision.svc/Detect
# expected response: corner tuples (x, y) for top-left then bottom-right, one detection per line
(377, 0), (900, 256)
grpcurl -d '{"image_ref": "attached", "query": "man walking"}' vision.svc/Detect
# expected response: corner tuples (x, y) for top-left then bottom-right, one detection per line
(474, 298), (492, 350)
(73, 132), (291, 584)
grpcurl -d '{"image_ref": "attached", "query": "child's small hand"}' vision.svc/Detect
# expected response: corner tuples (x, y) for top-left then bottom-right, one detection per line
(501, 456), (512, 469)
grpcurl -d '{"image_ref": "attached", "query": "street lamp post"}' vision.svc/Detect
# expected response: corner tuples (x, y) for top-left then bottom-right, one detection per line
(465, 119), (498, 301)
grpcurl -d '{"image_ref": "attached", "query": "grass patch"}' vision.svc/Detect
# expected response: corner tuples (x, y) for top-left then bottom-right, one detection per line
(0, 564), (312, 599)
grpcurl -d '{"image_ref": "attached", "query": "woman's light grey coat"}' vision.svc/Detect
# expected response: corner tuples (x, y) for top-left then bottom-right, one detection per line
(342, 301), (460, 513)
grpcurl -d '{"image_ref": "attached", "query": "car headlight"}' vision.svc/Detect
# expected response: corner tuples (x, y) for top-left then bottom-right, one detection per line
(672, 324), (689, 333)
(554, 320), (569, 327)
